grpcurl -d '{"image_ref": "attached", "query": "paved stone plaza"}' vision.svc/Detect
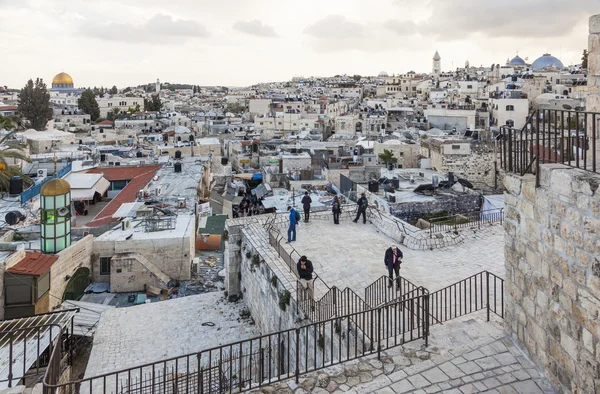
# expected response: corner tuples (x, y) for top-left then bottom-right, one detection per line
(283, 218), (505, 295)
(253, 315), (557, 394)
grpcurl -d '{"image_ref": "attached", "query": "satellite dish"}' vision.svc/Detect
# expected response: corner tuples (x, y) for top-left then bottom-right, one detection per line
(58, 207), (70, 217)
(562, 104), (572, 110)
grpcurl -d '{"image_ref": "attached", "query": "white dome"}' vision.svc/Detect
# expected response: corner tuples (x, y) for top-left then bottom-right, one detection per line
(378, 71), (389, 77)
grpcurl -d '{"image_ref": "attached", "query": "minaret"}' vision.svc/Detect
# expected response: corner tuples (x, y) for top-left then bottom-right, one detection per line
(465, 60), (470, 69)
(156, 78), (161, 94)
(432, 50), (441, 76)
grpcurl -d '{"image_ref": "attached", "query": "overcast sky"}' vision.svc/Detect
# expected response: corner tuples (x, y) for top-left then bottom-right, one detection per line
(0, 0), (596, 89)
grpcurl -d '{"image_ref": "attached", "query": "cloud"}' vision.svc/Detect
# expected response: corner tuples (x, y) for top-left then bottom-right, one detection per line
(233, 19), (278, 37)
(79, 13), (209, 43)
(412, 0), (596, 40)
(304, 15), (364, 40)
(383, 20), (417, 36)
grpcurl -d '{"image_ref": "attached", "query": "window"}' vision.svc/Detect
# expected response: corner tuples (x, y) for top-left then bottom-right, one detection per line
(111, 180), (129, 190)
(506, 105), (515, 111)
(37, 271), (50, 300)
(400, 152), (404, 156)
(5, 274), (33, 305)
(467, 85), (473, 89)
(452, 145), (461, 150)
(100, 257), (111, 275)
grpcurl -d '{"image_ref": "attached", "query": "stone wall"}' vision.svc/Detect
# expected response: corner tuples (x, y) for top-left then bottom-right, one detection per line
(389, 191), (483, 220)
(588, 14), (600, 167)
(50, 235), (94, 310)
(503, 165), (600, 393)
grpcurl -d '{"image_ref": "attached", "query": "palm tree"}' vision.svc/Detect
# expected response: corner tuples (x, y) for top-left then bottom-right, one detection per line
(378, 149), (398, 166)
(0, 116), (14, 130)
(0, 132), (32, 192)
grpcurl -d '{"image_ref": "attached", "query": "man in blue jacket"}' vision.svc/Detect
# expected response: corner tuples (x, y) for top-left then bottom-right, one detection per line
(287, 205), (299, 243)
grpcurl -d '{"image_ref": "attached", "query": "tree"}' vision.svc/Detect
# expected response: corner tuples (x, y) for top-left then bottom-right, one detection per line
(127, 104), (141, 114)
(0, 116), (13, 130)
(225, 102), (246, 114)
(106, 109), (121, 122)
(18, 78), (51, 131)
(353, 75), (362, 81)
(110, 85), (118, 95)
(0, 132), (32, 192)
(378, 149), (398, 165)
(582, 50), (588, 69)
(78, 89), (101, 121)
(144, 95), (162, 112)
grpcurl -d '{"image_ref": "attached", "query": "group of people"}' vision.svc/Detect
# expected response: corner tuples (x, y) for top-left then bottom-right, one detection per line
(288, 191), (370, 242)
(234, 193), (264, 218)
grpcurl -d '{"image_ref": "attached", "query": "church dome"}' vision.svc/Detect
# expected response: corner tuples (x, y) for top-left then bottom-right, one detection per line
(41, 178), (71, 196)
(532, 54), (564, 72)
(52, 72), (73, 86)
(509, 55), (526, 66)
(378, 71), (389, 77)
(433, 51), (441, 61)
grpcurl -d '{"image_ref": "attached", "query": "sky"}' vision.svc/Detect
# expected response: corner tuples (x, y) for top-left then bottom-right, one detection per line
(0, 0), (597, 89)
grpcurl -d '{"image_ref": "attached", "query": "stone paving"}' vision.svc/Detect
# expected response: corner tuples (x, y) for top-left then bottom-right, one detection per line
(252, 315), (557, 394)
(280, 218), (504, 295)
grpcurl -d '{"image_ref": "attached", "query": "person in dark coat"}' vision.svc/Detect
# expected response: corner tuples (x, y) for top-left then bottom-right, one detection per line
(353, 192), (368, 224)
(384, 244), (403, 288)
(301, 191), (312, 223)
(297, 255), (314, 296)
(332, 196), (342, 224)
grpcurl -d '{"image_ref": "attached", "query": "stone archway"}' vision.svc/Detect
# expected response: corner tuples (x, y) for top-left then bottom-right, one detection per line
(62, 267), (91, 302)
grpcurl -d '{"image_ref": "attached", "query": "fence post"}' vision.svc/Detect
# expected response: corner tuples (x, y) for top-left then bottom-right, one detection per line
(486, 271), (490, 322)
(424, 292), (429, 348)
(377, 308), (382, 360)
(295, 329), (300, 383)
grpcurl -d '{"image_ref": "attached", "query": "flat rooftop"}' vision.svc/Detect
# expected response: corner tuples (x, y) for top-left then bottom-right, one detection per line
(85, 292), (260, 378)
(284, 218), (504, 295)
(96, 214), (194, 241)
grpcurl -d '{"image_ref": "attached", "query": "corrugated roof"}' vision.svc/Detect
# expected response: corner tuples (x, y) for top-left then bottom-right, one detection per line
(84, 165), (162, 227)
(61, 300), (114, 337)
(7, 252), (58, 276)
(199, 215), (227, 235)
(0, 310), (77, 389)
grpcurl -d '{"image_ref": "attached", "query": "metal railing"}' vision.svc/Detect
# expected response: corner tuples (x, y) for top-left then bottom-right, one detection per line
(364, 275), (421, 309)
(43, 294), (429, 394)
(20, 163), (72, 204)
(500, 109), (599, 186)
(429, 271), (504, 325)
(427, 208), (504, 237)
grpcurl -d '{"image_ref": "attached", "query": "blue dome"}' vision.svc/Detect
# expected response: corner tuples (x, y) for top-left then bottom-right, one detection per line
(532, 53), (564, 72)
(509, 55), (526, 66)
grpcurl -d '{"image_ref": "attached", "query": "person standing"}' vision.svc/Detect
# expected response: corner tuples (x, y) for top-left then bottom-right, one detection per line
(353, 192), (368, 224)
(287, 205), (299, 243)
(384, 244), (403, 288)
(332, 195), (342, 224)
(301, 191), (312, 223)
(297, 255), (314, 296)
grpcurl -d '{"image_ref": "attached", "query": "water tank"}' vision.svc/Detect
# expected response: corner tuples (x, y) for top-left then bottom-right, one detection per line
(221, 157), (228, 165)
(368, 180), (379, 193)
(387, 162), (394, 171)
(174, 162), (182, 173)
(136, 151), (143, 158)
(390, 178), (400, 189)
(175, 150), (182, 159)
(100, 154), (106, 162)
(9, 176), (23, 195)
(5, 210), (25, 225)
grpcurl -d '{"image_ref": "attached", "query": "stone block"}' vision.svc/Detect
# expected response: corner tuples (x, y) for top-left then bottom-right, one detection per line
(590, 32), (600, 53)
(503, 174), (522, 195)
(587, 94), (600, 114)
(589, 51), (600, 77)
(550, 169), (575, 197)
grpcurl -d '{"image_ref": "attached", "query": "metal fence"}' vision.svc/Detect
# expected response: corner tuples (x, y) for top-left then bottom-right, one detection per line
(43, 294), (430, 394)
(429, 271), (504, 325)
(20, 163), (72, 204)
(500, 109), (599, 185)
(427, 208), (504, 237)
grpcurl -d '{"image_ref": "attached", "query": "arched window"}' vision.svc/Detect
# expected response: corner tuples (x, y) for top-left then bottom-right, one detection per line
(506, 119), (515, 127)
(506, 105), (515, 111)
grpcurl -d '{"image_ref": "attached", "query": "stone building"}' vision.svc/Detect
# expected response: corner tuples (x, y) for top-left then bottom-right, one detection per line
(373, 140), (420, 169)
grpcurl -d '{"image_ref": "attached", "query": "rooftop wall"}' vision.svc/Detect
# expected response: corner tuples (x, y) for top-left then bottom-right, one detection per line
(503, 165), (600, 393)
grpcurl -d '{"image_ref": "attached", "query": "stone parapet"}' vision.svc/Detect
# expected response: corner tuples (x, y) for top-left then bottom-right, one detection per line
(503, 166), (600, 393)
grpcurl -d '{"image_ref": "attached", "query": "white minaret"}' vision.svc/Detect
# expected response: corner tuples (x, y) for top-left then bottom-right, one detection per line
(155, 78), (161, 93)
(432, 50), (441, 76)
(465, 60), (470, 69)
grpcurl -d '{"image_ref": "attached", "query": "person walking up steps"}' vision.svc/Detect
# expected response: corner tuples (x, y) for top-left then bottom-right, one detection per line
(384, 244), (403, 288)
(332, 195), (342, 224)
(301, 191), (312, 223)
(287, 205), (300, 243)
(353, 192), (368, 224)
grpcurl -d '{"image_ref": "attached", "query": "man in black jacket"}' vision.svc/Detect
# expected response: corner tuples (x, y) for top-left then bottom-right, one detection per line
(353, 192), (368, 224)
(384, 244), (403, 288)
(301, 191), (312, 223)
(297, 255), (314, 297)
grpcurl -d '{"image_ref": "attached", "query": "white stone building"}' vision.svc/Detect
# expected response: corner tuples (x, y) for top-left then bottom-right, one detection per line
(97, 97), (145, 118)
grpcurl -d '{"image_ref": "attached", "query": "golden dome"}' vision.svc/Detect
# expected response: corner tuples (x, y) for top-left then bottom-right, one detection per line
(52, 72), (73, 85)
(41, 179), (71, 196)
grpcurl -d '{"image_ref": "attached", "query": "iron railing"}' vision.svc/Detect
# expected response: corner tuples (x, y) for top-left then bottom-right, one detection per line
(429, 271), (504, 325)
(20, 163), (72, 204)
(500, 109), (599, 185)
(364, 275), (421, 309)
(427, 208), (504, 237)
(43, 294), (430, 394)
